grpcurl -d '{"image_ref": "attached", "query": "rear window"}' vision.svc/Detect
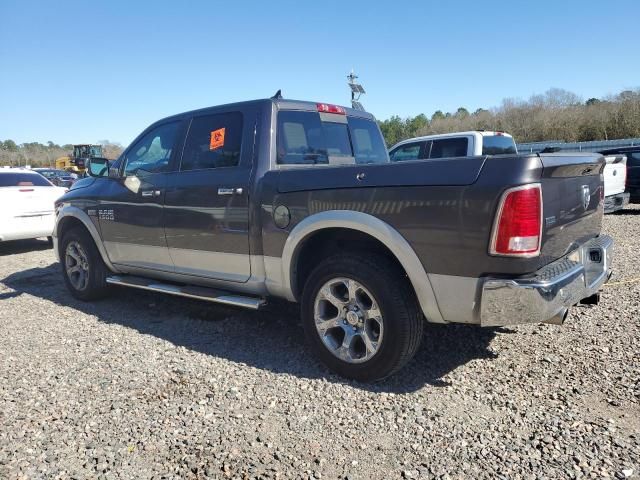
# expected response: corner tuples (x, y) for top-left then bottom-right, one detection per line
(430, 138), (468, 159)
(0, 173), (52, 187)
(482, 135), (517, 155)
(277, 111), (388, 165)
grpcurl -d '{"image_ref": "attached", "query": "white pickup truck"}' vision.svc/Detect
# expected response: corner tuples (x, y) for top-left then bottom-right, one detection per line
(390, 133), (629, 214)
(388, 131), (517, 161)
(602, 154), (629, 213)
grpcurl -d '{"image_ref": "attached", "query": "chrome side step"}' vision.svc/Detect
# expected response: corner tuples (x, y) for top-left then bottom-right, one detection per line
(105, 275), (266, 310)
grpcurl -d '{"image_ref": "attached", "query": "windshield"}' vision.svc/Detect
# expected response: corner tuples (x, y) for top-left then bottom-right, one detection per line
(482, 135), (517, 155)
(90, 145), (103, 157)
(277, 111), (388, 165)
(0, 173), (53, 187)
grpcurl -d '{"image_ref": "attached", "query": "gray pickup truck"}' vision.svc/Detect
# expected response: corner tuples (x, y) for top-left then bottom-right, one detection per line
(53, 96), (613, 380)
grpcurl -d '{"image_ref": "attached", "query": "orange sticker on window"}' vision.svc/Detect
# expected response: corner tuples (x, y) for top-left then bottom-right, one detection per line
(210, 128), (225, 150)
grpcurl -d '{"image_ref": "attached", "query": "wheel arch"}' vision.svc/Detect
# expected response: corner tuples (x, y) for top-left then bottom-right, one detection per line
(281, 210), (445, 323)
(55, 206), (118, 273)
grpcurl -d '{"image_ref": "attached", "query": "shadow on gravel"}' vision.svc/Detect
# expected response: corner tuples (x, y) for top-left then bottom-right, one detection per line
(2, 264), (499, 394)
(0, 238), (52, 256)
(612, 208), (640, 215)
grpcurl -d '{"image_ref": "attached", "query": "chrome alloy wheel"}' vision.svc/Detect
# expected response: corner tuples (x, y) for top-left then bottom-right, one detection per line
(65, 241), (90, 291)
(313, 277), (384, 364)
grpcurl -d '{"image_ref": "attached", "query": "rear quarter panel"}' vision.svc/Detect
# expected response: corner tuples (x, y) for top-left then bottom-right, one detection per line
(259, 155), (555, 279)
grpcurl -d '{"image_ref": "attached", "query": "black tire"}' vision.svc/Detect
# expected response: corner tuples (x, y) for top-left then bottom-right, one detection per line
(301, 253), (423, 381)
(60, 227), (111, 301)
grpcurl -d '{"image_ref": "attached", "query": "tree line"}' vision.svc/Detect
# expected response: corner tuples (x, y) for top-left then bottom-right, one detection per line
(378, 87), (640, 147)
(3, 87), (639, 166)
(0, 140), (123, 168)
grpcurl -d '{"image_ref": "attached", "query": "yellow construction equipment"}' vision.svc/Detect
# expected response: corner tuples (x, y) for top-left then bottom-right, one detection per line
(55, 144), (103, 174)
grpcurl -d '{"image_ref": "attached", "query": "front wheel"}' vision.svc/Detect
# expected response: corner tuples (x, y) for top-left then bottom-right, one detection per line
(60, 227), (110, 301)
(301, 253), (423, 381)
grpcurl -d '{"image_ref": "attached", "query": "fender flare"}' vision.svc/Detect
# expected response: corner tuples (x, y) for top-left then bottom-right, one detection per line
(55, 205), (120, 273)
(280, 210), (445, 323)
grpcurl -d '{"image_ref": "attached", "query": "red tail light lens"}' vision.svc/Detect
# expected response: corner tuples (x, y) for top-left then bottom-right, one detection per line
(490, 184), (542, 257)
(317, 103), (346, 115)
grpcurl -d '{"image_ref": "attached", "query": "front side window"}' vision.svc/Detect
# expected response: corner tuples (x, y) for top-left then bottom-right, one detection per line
(180, 112), (243, 171)
(389, 142), (423, 162)
(430, 137), (468, 159)
(123, 121), (180, 176)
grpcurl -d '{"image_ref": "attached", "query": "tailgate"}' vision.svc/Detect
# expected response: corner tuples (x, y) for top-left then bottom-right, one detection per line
(538, 153), (605, 263)
(603, 155), (627, 197)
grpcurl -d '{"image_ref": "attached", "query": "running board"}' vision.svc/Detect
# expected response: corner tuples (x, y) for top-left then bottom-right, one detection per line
(105, 275), (266, 310)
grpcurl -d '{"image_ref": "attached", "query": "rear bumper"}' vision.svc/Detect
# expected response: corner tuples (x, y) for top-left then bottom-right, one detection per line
(604, 192), (629, 213)
(480, 235), (613, 327)
(0, 214), (55, 242)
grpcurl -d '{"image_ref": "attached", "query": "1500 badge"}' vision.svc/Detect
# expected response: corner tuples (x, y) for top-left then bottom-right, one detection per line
(98, 209), (115, 221)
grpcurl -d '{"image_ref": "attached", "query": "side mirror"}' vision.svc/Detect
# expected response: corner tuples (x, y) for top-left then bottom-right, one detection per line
(87, 157), (110, 177)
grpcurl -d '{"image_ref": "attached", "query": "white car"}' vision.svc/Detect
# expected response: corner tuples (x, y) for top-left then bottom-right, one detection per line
(389, 131), (517, 161)
(0, 169), (67, 242)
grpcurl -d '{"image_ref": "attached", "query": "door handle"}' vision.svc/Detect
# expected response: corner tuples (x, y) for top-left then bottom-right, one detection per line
(141, 190), (162, 197)
(218, 187), (243, 195)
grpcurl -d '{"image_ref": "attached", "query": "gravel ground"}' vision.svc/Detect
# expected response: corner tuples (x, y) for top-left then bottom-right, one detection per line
(1, 207), (639, 480)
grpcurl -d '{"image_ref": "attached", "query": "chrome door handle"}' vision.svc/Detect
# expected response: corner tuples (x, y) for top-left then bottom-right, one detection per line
(218, 187), (243, 195)
(141, 190), (161, 197)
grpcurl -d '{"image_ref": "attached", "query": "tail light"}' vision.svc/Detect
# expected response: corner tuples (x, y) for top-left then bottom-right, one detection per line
(490, 184), (542, 257)
(317, 103), (346, 115)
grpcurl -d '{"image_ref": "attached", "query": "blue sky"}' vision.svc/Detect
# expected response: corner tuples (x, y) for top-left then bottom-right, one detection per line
(1, 0), (638, 146)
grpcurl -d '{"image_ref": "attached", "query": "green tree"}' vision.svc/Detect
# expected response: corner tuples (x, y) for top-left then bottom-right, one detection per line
(431, 110), (445, 122)
(455, 107), (469, 118)
(407, 114), (428, 137)
(2, 139), (18, 152)
(378, 116), (407, 147)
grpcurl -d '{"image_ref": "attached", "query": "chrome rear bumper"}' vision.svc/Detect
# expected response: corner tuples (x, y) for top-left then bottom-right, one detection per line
(480, 235), (613, 327)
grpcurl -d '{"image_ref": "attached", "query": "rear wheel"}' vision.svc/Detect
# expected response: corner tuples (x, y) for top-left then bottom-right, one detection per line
(301, 253), (423, 381)
(60, 227), (110, 301)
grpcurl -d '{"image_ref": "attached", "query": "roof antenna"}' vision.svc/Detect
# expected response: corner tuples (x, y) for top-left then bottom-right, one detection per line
(347, 70), (366, 110)
(271, 89), (282, 99)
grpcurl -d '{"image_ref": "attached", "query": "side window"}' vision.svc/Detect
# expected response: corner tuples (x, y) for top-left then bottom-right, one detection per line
(389, 142), (422, 162)
(180, 112), (243, 171)
(124, 122), (180, 176)
(430, 137), (468, 159)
